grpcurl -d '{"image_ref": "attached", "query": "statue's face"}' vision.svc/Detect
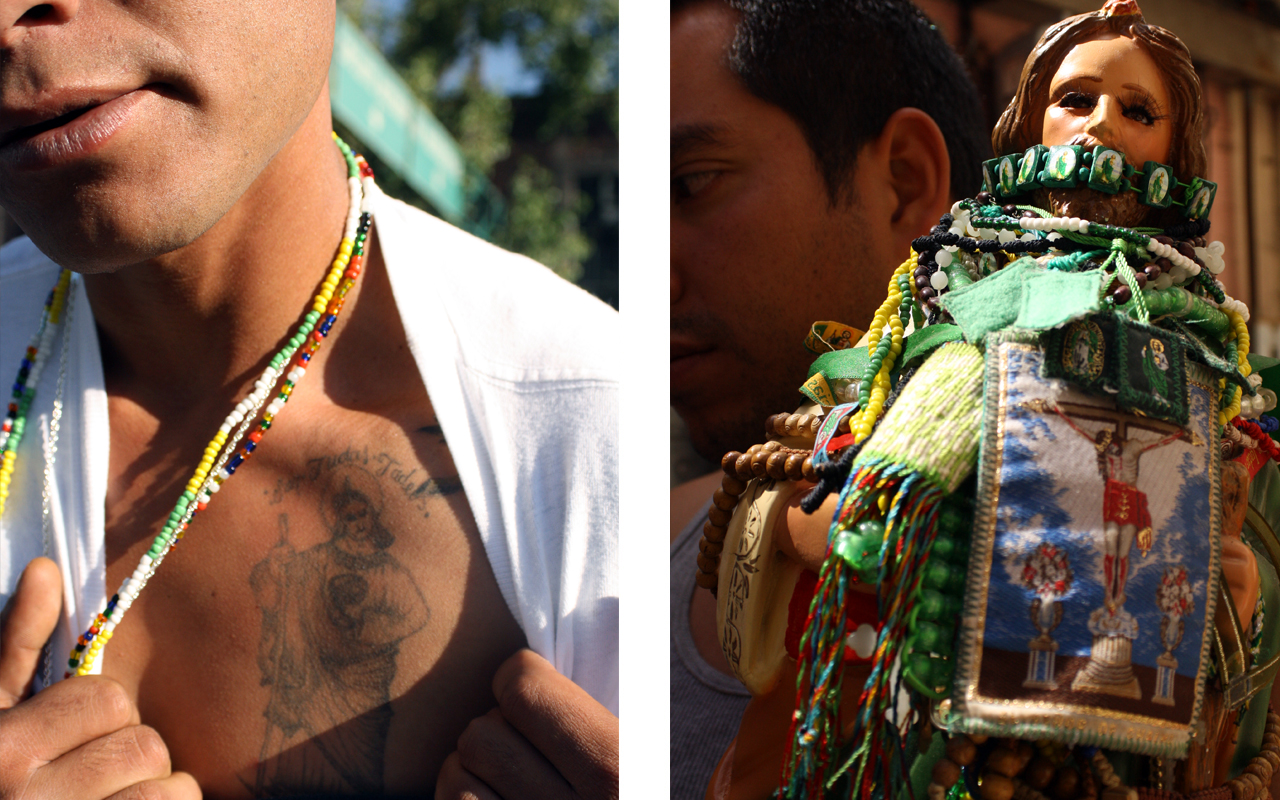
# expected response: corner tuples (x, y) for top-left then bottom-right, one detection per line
(1042, 34), (1173, 170)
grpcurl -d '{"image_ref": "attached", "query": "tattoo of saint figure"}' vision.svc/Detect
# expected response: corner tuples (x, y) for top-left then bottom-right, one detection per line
(249, 463), (430, 796)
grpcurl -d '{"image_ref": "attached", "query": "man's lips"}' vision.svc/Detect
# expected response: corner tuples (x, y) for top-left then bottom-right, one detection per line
(0, 85), (144, 142)
(0, 103), (100, 147)
(671, 341), (718, 399)
(671, 339), (714, 363)
(0, 86), (153, 169)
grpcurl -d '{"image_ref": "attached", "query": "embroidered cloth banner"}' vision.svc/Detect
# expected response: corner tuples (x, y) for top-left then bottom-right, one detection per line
(949, 333), (1222, 757)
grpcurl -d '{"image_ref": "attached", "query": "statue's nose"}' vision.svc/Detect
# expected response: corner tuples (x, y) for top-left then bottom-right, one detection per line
(1084, 96), (1123, 152)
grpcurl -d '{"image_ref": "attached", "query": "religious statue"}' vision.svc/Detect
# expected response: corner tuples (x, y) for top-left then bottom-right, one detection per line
(696, 2), (1280, 798)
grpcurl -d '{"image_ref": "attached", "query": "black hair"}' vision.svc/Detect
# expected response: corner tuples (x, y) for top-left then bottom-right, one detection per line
(673, 0), (990, 204)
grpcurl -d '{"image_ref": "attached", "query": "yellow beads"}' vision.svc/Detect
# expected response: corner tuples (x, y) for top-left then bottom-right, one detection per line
(47, 270), (71, 325)
(1229, 310), (1251, 374)
(312, 239), (356, 313)
(185, 426), (230, 495)
(0, 451), (16, 508)
(1221, 308), (1251, 425)
(75, 630), (112, 676)
(850, 252), (916, 444)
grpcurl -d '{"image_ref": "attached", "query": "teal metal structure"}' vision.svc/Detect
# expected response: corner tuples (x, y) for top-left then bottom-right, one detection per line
(330, 12), (503, 235)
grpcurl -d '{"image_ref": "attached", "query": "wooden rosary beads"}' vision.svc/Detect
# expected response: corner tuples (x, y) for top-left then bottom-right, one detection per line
(929, 734), (1039, 800)
(926, 710), (1280, 800)
(929, 731), (1127, 800)
(694, 412), (821, 594)
(693, 462), (748, 593)
(763, 411), (826, 442)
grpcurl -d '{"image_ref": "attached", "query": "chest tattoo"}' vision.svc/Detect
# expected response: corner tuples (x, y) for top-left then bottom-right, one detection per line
(247, 459), (430, 796)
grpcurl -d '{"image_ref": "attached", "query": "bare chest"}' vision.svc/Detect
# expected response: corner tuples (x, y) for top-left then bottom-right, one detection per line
(97, 402), (525, 798)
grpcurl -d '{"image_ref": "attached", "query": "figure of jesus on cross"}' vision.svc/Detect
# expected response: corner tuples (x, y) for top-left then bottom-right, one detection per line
(1035, 400), (1188, 614)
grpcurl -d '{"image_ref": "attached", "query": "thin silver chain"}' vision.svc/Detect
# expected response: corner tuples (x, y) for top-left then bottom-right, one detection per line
(38, 275), (76, 690)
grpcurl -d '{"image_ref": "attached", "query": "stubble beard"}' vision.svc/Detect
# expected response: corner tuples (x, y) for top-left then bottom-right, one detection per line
(671, 191), (878, 463)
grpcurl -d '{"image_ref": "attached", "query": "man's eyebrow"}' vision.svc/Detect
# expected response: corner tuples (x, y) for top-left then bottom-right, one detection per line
(672, 123), (730, 160)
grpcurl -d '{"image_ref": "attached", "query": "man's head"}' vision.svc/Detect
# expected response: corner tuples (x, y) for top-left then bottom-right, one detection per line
(0, 0), (337, 271)
(992, 3), (1205, 227)
(671, 0), (988, 461)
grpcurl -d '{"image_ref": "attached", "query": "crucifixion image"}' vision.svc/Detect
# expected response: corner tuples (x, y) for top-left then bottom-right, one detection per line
(1024, 398), (1193, 697)
(1056, 403), (1185, 611)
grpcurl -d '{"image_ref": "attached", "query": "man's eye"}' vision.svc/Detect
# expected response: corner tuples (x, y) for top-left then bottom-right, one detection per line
(1059, 91), (1095, 110)
(672, 171), (718, 202)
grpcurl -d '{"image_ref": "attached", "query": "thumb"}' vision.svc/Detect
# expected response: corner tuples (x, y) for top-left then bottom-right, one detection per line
(0, 558), (63, 709)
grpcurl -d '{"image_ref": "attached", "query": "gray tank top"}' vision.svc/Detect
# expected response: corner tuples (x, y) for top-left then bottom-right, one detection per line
(670, 504), (752, 800)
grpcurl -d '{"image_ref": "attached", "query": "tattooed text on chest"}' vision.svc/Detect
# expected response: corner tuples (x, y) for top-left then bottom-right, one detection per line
(265, 444), (462, 517)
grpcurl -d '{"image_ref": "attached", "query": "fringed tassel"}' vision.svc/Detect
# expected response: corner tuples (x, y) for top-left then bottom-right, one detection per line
(781, 457), (944, 799)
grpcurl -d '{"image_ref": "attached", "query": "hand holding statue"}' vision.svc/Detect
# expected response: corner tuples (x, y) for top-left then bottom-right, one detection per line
(1220, 461), (1260, 629)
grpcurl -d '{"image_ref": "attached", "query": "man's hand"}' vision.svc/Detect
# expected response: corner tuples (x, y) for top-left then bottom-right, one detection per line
(0, 558), (201, 800)
(436, 649), (618, 800)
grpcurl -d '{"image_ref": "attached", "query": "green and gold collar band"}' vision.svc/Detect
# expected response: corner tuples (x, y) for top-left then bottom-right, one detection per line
(982, 145), (1217, 221)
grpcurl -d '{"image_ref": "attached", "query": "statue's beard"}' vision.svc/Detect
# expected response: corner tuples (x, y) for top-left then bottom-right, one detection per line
(1032, 186), (1153, 229)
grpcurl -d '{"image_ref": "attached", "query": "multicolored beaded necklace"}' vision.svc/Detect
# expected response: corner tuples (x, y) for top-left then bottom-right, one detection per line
(0, 133), (375, 680)
(0, 270), (73, 514)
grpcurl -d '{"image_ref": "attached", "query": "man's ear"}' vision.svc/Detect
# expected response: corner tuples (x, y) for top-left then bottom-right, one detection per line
(864, 107), (952, 251)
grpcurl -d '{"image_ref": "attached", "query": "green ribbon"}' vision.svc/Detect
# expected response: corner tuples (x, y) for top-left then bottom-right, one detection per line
(805, 325), (964, 387)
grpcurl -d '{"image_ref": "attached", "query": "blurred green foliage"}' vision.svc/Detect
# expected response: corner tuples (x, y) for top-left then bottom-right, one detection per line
(500, 155), (592, 282)
(337, 0), (617, 284)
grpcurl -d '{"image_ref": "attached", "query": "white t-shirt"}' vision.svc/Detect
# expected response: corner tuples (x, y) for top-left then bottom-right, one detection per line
(0, 188), (619, 713)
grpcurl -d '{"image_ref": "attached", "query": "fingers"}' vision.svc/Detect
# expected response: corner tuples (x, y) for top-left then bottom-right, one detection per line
(30, 723), (174, 800)
(491, 650), (619, 798)
(103, 770), (202, 800)
(439, 651), (620, 800)
(451, 708), (574, 799)
(0, 560), (189, 800)
(435, 752), (503, 800)
(0, 675), (177, 800)
(0, 557), (63, 708)
(0, 676), (141, 766)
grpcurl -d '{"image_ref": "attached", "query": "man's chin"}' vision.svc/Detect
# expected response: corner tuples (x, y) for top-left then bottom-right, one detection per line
(11, 209), (208, 274)
(21, 237), (168, 275)
(675, 393), (803, 465)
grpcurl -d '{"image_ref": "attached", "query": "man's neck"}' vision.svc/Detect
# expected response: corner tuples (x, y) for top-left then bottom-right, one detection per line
(81, 99), (354, 416)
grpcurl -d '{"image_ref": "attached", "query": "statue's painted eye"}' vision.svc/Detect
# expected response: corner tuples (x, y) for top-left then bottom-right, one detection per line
(1121, 89), (1166, 126)
(1059, 91), (1095, 110)
(1123, 104), (1155, 125)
